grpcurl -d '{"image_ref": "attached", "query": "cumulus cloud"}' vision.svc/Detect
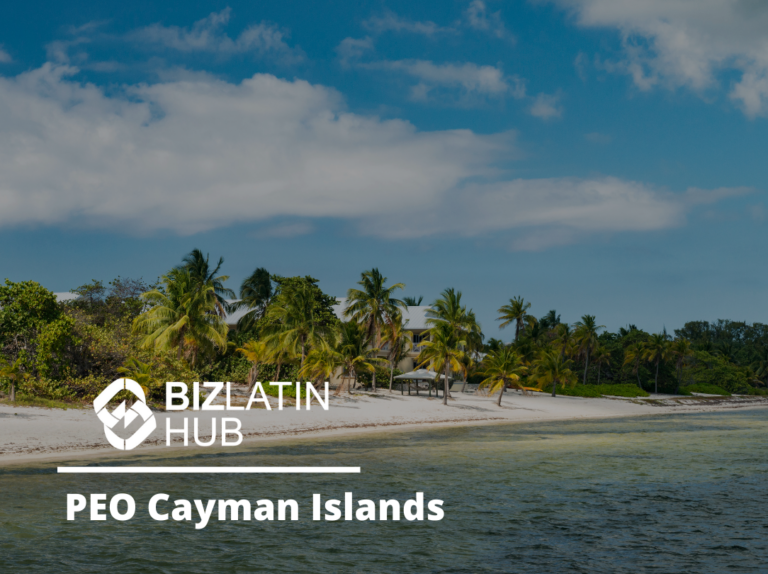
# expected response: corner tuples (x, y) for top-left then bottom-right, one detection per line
(128, 8), (303, 63)
(336, 37), (374, 67)
(465, 0), (512, 41)
(0, 64), (741, 248)
(0, 47), (12, 63)
(363, 11), (454, 36)
(529, 93), (563, 119)
(373, 178), (749, 249)
(367, 59), (525, 102)
(254, 222), (315, 238)
(549, 0), (768, 117)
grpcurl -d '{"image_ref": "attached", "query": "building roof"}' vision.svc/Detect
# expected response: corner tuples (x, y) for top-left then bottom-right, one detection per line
(332, 298), (431, 331)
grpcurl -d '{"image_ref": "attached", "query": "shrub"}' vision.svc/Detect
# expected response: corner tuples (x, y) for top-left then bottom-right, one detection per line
(538, 383), (649, 398)
(594, 384), (650, 397)
(19, 378), (75, 401)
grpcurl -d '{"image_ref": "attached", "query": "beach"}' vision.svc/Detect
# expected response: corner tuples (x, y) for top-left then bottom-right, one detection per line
(2, 388), (767, 465)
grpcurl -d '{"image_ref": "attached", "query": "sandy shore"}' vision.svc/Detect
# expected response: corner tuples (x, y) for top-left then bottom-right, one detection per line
(2, 389), (767, 465)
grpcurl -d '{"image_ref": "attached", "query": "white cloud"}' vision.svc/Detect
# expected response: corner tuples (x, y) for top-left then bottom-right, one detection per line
(0, 47), (12, 63)
(363, 11), (454, 36)
(0, 64), (741, 248)
(336, 37), (374, 67)
(128, 8), (303, 63)
(0, 64), (504, 234)
(550, 0), (768, 117)
(369, 60), (525, 101)
(373, 178), (749, 249)
(465, 1), (512, 41)
(254, 222), (315, 238)
(529, 93), (563, 119)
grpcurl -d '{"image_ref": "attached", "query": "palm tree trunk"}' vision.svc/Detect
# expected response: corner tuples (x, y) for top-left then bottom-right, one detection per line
(583, 350), (590, 385)
(654, 360), (659, 394)
(443, 363), (450, 405)
(497, 379), (504, 406)
(551, 378), (557, 398)
(11, 382), (15, 402)
(275, 360), (282, 381)
(461, 379), (468, 393)
(597, 363), (601, 385)
(247, 365), (260, 393)
(389, 359), (395, 392)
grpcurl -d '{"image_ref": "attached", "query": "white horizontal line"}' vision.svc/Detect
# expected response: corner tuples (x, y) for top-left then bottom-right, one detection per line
(57, 466), (361, 474)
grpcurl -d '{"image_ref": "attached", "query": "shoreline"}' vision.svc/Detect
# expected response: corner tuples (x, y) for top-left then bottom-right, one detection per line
(2, 392), (767, 467)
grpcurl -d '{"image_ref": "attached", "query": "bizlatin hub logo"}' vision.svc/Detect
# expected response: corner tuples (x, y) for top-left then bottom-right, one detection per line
(71, 380), (446, 527)
(93, 378), (157, 450)
(94, 380), (331, 450)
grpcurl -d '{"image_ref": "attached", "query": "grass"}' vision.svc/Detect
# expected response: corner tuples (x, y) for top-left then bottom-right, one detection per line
(0, 396), (87, 409)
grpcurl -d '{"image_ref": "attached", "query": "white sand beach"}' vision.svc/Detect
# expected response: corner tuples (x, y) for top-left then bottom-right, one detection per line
(1, 389), (767, 465)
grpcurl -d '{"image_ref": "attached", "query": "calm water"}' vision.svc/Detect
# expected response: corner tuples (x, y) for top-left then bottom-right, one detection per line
(1, 410), (768, 573)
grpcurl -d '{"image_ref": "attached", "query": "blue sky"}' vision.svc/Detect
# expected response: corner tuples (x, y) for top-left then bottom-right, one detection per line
(1, 0), (767, 338)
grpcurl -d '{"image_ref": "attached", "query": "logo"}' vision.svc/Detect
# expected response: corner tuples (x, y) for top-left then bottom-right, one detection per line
(94, 378), (157, 450)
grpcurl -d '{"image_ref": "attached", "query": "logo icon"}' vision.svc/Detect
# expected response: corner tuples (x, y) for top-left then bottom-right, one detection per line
(94, 378), (157, 450)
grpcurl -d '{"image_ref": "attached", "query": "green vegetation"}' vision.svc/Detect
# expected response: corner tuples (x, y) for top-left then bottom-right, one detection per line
(538, 383), (650, 398)
(682, 383), (731, 396)
(3, 251), (767, 409)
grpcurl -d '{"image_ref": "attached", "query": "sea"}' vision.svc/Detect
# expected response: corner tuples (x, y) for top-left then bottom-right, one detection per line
(1, 409), (767, 573)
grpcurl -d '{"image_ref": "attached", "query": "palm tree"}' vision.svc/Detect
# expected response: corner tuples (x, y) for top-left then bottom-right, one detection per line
(402, 296), (423, 306)
(179, 248), (235, 317)
(478, 346), (527, 406)
(532, 351), (577, 398)
(426, 288), (482, 398)
(299, 344), (344, 388)
(669, 338), (694, 394)
(237, 340), (273, 392)
(417, 322), (465, 405)
(623, 342), (645, 389)
(574, 315), (605, 385)
(335, 321), (383, 395)
(233, 267), (272, 331)
(553, 323), (574, 359)
(427, 288), (479, 336)
(116, 357), (157, 401)
(0, 357), (30, 402)
(539, 309), (561, 332)
(263, 281), (331, 371)
(643, 332), (672, 394)
(458, 351), (478, 393)
(344, 268), (405, 393)
(133, 268), (228, 365)
(381, 312), (413, 392)
(497, 296), (533, 342)
(751, 346), (768, 386)
(593, 344), (611, 385)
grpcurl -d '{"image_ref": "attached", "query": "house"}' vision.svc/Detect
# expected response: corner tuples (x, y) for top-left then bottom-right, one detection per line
(225, 297), (432, 373)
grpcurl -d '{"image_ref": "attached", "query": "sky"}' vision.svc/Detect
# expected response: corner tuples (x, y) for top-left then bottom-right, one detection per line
(1, 0), (767, 339)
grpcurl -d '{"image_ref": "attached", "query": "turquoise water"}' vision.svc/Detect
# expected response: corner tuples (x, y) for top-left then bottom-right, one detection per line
(1, 410), (768, 573)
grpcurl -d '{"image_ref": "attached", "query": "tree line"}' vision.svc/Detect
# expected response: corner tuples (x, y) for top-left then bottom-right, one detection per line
(1, 248), (766, 405)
